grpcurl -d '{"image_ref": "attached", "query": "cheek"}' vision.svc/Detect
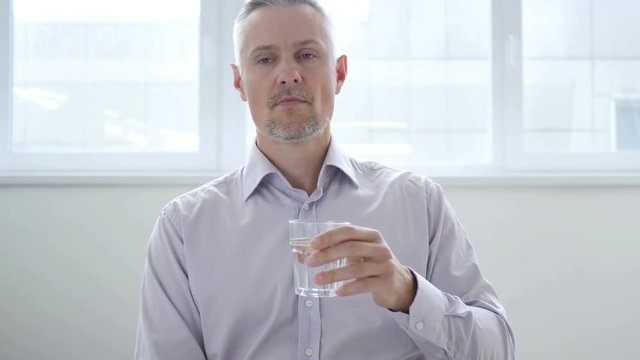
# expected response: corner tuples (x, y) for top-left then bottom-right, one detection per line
(244, 83), (269, 106)
(246, 91), (276, 124)
(242, 72), (271, 101)
(318, 83), (336, 107)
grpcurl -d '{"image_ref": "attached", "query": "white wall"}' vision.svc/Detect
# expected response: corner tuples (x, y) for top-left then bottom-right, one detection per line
(1, 183), (638, 360)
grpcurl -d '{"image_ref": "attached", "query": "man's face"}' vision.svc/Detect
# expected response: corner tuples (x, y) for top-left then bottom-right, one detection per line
(232, 5), (347, 144)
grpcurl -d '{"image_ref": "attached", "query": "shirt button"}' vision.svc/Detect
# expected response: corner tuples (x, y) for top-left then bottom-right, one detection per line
(305, 299), (314, 308)
(415, 321), (425, 330)
(304, 348), (313, 357)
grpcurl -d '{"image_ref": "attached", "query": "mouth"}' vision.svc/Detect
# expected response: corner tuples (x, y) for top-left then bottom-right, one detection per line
(276, 96), (308, 107)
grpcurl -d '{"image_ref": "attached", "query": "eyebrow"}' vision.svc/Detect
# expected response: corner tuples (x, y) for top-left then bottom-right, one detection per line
(249, 39), (324, 56)
(293, 39), (324, 48)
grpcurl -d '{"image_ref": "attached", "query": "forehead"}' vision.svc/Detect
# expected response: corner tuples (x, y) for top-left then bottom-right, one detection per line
(239, 5), (330, 55)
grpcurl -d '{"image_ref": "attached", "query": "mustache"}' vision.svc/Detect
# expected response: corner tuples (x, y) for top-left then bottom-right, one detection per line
(267, 86), (314, 109)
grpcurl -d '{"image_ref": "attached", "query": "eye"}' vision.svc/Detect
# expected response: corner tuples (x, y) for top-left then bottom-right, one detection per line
(257, 57), (274, 65)
(298, 52), (317, 60)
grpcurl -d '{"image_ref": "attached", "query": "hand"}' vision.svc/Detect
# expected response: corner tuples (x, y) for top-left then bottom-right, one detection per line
(306, 225), (417, 313)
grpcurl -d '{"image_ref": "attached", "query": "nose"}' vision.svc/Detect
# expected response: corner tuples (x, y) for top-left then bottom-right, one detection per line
(276, 62), (301, 86)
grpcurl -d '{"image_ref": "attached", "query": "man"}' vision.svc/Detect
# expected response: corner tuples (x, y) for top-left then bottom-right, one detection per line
(135, 0), (515, 359)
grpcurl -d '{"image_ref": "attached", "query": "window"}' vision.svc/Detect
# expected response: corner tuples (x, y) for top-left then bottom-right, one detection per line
(613, 96), (640, 150)
(323, 0), (493, 170)
(0, 0), (223, 173)
(511, 0), (640, 172)
(1, 0), (640, 178)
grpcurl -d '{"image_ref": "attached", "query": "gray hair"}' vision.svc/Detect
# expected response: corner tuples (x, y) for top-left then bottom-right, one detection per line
(232, 0), (335, 67)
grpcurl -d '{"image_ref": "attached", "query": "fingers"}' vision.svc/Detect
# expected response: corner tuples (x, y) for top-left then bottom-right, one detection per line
(314, 260), (396, 297)
(334, 277), (376, 297)
(310, 225), (381, 250)
(306, 240), (391, 267)
(303, 224), (416, 311)
(313, 260), (389, 286)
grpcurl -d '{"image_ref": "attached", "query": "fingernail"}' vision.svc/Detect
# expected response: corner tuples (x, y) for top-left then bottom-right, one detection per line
(306, 254), (317, 266)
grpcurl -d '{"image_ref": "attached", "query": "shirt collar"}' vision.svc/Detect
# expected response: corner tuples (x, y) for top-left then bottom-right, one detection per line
(321, 139), (359, 189)
(242, 142), (279, 202)
(242, 138), (359, 202)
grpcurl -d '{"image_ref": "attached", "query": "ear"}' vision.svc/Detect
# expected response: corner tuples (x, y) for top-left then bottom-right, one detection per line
(231, 63), (247, 101)
(334, 55), (348, 95)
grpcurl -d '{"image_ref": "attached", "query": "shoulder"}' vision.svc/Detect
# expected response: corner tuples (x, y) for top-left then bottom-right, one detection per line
(160, 168), (243, 221)
(349, 158), (438, 197)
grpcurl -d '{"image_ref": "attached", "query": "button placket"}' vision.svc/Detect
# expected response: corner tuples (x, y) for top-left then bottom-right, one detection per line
(295, 193), (322, 359)
(297, 295), (321, 360)
(304, 348), (313, 357)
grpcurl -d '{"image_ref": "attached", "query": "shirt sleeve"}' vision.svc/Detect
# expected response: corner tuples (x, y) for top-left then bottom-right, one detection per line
(134, 205), (206, 360)
(391, 181), (516, 359)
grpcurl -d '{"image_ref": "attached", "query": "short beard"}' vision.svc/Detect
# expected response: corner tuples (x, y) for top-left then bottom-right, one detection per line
(260, 112), (327, 144)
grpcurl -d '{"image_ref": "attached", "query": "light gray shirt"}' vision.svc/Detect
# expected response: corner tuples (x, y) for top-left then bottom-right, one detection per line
(135, 140), (515, 360)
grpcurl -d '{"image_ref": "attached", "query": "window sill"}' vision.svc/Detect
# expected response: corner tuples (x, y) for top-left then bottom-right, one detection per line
(0, 172), (221, 186)
(1, 172), (640, 187)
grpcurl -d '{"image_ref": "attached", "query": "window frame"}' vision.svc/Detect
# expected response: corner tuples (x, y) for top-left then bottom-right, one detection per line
(504, 0), (640, 173)
(0, 0), (12, 168)
(0, 0), (248, 175)
(1, 0), (639, 183)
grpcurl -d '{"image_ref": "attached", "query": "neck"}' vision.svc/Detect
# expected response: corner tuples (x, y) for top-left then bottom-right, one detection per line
(256, 129), (331, 195)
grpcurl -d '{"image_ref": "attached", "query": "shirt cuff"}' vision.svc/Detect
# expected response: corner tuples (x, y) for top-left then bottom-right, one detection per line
(390, 267), (446, 347)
